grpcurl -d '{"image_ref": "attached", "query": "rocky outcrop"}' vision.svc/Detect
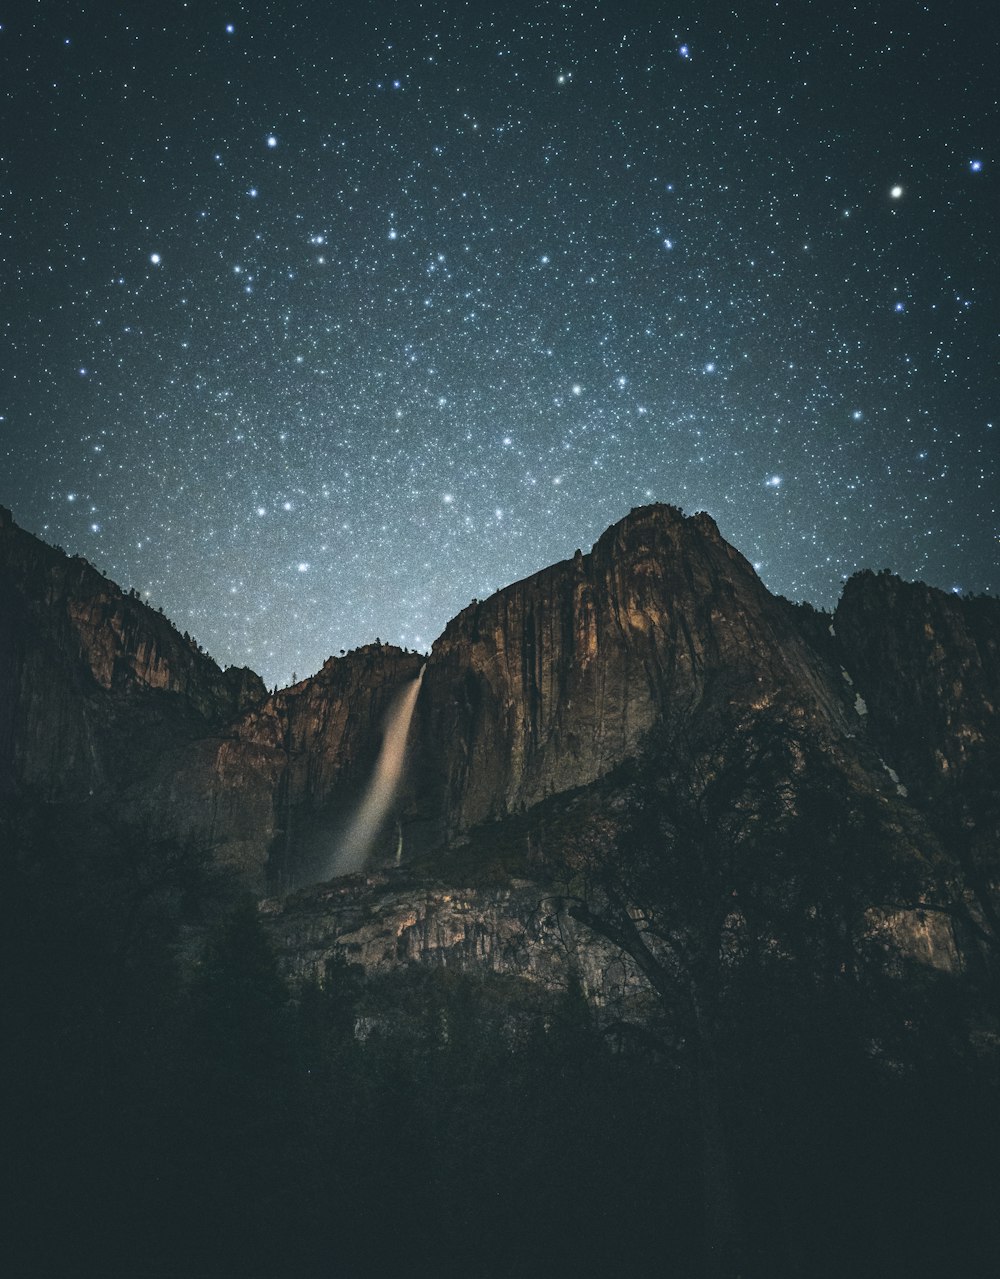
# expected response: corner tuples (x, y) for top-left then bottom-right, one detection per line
(262, 869), (652, 1023)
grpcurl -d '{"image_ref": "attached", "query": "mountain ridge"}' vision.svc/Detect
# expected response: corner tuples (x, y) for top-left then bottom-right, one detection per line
(2, 500), (998, 951)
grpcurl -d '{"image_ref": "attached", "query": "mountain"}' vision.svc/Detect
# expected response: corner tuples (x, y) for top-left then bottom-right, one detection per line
(3, 500), (997, 987)
(5, 500), (999, 1278)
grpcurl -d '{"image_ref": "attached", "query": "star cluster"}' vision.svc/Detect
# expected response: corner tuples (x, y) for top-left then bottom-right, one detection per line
(2, 1), (996, 687)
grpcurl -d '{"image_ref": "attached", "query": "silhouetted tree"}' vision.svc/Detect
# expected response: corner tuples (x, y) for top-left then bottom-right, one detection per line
(555, 717), (942, 1277)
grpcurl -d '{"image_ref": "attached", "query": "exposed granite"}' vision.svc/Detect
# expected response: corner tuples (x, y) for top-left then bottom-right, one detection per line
(414, 505), (857, 838)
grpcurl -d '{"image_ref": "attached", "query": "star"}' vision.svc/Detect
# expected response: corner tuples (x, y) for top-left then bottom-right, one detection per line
(1, 4), (994, 688)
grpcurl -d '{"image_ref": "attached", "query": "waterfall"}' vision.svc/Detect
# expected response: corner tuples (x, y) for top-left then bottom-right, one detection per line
(328, 666), (425, 877)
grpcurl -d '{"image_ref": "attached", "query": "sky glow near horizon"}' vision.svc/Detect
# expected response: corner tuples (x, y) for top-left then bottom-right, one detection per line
(1, 1), (996, 687)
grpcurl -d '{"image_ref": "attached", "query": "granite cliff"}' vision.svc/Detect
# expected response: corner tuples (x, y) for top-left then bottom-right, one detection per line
(414, 505), (853, 836)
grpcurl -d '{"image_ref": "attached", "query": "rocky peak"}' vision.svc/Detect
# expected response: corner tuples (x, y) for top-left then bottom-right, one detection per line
(416, 502), (852, 839)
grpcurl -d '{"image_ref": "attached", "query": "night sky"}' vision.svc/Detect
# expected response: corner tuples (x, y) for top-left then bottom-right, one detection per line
(3, 2), (996, 689)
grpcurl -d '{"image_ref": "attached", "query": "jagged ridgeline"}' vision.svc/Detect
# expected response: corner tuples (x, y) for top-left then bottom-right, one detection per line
(2, 501), (997, 904)
(3, 501), (1000, 1276)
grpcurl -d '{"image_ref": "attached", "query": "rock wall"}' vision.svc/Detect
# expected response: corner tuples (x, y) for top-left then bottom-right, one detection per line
(415, 504), (854, 836)
(1, 506), (423, 887)
(262, 870), (652, 1021)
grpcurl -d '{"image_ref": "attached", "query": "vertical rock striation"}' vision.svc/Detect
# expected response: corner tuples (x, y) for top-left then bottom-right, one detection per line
(416, 504), (853, 836)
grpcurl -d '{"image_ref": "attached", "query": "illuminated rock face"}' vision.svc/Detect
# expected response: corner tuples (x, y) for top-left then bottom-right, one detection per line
(415, 504), (854, 837)
(261, 870), (653, 1019)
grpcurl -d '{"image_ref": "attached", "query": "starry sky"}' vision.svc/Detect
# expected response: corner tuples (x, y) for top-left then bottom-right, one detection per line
(2, 1), (996, 688)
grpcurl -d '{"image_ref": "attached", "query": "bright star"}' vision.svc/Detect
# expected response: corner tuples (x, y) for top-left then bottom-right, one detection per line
(890, 185), (904, 199)
(970, 159), (983, 173)
(150, 252), (161, 265)
(267, 135), (278, 148)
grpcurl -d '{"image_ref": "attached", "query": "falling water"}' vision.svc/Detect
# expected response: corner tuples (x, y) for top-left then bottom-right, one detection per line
(328, 666), (425, 877)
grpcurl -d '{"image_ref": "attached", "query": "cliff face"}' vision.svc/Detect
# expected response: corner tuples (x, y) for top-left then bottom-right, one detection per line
(0, 506), (421, 887)
(0, 506), (265, 802)
(416, 505), (853, 837)
(260, 868), (962, 1024)
(88, 645), (422, 887)
(213, 645), (424, 885)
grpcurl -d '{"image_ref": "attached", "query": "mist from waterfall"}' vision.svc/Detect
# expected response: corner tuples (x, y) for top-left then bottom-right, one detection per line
(327, 666), (425, 878)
